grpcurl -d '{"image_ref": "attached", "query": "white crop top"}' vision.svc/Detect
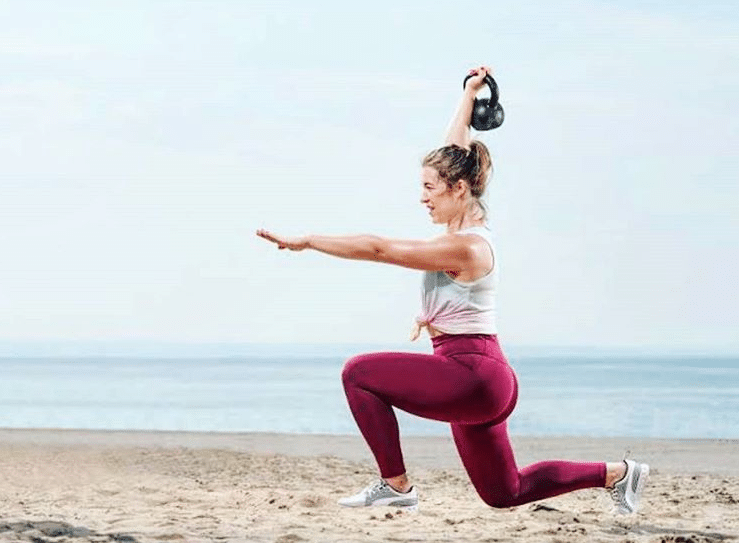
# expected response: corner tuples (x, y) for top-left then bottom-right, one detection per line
(410, 225), (498, 340)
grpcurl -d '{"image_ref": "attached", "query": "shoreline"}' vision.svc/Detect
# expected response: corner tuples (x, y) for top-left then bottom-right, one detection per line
(2, 427), (738, 476)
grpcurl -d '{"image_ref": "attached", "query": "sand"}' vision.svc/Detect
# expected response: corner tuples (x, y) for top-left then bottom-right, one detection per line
(0, 429), (737, 543)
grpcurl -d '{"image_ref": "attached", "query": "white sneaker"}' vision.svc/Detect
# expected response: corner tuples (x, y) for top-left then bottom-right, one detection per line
(338, 479), (418, 511)
(610, 459), (649, 514)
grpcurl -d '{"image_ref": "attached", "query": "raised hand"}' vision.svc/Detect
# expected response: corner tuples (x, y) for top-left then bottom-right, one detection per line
(464, 66), (493, 94)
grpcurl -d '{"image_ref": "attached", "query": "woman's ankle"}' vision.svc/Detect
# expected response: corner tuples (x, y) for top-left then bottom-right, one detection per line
(384, 474), (411, 493)
(605, 461), (627, 488)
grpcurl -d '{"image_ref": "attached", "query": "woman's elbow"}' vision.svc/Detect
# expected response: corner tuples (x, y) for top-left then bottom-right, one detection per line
(366, 236), (388, 262)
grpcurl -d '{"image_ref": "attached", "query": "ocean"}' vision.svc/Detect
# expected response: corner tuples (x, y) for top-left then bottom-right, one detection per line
(1, 349), (737, 439)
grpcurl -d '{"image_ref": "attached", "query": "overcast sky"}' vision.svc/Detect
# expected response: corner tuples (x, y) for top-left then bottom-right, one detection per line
(1, 0), (737, 353)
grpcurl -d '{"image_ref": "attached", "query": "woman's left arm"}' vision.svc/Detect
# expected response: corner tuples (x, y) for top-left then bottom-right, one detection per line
(256, 229), (473, 273)
(445, 65), (493, 148)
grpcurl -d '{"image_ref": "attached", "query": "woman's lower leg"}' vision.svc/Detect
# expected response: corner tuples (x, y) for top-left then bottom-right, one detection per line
(452, 421), (608, 508)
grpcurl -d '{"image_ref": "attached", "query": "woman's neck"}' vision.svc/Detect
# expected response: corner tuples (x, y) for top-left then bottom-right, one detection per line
(446, 207), (485, 233)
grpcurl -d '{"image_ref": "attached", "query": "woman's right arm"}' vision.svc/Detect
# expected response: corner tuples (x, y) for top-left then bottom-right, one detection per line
(444, 66), (492, 148)
(256, 229), (474, 273)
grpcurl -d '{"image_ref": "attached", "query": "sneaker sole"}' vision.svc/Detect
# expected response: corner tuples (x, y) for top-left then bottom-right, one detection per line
(337, 501), (419, 512)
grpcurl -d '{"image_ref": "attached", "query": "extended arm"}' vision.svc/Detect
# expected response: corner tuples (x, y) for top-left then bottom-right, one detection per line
(256, 229), (473, 273)
(307, 233), (473, 272)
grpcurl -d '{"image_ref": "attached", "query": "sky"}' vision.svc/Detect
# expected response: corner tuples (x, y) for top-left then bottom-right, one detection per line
(1, 0), (738, 353)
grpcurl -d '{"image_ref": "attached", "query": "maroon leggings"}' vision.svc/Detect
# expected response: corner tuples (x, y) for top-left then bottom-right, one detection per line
(341, 333), (606, 508)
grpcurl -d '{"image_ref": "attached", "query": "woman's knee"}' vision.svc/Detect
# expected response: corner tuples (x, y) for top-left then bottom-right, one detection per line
(478, 489), (518, 509)
(342, 351), (391, 390)
(470, 477), (521, 508)
(341, 354), (369, 387)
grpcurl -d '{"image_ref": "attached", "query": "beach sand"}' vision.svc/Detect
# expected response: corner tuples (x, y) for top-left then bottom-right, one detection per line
(0, 429), (737, 543)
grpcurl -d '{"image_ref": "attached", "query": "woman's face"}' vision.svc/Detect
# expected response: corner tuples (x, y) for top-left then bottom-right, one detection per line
(420, 167), (461, 224)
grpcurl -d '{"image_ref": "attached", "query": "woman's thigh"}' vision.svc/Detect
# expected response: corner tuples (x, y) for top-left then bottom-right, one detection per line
(342, 350), (516, 425)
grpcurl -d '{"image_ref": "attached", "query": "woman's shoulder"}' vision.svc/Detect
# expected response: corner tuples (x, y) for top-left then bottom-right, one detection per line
(454, 225), (495, 255)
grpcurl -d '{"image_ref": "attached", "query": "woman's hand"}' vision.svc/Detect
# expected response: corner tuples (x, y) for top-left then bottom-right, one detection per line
(464, 65), (493, 94)
(256, 229), (309, 251)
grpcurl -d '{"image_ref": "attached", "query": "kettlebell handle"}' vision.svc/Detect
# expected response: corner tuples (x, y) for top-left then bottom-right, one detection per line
(462, 74), (499, 105)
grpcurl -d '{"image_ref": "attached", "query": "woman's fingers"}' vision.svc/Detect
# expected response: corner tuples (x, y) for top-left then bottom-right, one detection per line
(464, 67), (489, 92)
(256, 229), (270, 240)
(469, 65), (493, 75)
(257, 229), (279, 244)
(257, 229), (291, 250)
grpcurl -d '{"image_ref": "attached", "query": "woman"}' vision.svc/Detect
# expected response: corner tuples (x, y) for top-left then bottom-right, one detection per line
(256, 66), (648, 514)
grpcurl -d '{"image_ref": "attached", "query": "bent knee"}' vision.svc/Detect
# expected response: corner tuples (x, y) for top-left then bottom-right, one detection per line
(341, 355), (366, 387)
(484, 498), (515, 509)
(341, 352), (387, 388)
(479, 490), (520, 509)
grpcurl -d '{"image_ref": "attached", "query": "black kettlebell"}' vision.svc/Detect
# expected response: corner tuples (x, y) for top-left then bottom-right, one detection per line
(463, 73), (504, 130)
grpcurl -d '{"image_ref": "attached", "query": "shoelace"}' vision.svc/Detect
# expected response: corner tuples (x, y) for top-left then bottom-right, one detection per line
(610, 485), (624, 503)
(366, 480), (389, 500)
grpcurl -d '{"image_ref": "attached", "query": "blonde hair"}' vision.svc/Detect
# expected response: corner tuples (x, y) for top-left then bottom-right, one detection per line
(422, 140), (492, 219)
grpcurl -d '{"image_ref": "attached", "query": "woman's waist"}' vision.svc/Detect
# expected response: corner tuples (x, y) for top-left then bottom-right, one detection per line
(430, 332), (504, 359)
(427, 322), (446, 338)
(412, 316), (497, 341)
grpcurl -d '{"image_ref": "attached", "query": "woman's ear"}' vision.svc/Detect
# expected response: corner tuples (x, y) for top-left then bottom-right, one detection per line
(453, 179), (469, 198)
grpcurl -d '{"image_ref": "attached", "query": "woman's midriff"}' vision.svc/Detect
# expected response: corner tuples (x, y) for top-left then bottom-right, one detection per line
(428, 324), (445, 337)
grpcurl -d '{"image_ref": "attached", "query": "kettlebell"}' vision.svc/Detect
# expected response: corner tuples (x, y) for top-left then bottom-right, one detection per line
(463, 73), (504, 130)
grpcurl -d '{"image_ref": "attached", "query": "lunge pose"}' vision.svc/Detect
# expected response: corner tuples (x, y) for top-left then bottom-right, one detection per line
(256, 66), (649, 514)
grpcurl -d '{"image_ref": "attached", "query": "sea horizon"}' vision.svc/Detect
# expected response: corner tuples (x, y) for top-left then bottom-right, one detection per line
(2, 339), (738, 358)
(1, 347), (737, 440)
